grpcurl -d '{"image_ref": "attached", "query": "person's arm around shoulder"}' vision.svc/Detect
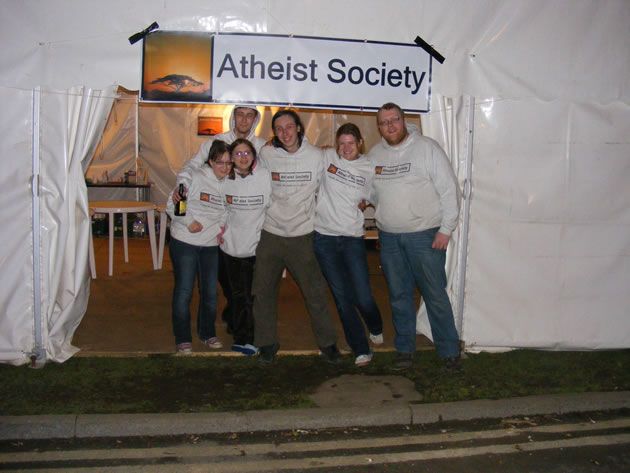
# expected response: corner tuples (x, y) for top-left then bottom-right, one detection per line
(313, 145), (327, 186)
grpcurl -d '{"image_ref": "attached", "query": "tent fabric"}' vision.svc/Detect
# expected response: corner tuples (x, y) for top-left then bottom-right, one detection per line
(1, 85), (115, 365)
(85, 87), (138, 186)
(416, 95), (473, 343)
(1, 1), (629, 365)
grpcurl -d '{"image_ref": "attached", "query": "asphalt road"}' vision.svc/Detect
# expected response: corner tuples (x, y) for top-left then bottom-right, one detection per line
(2, 410), (629, 472)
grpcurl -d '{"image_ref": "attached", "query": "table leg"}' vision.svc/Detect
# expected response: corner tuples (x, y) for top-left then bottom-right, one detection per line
(88, 223), (97, 279)
(108, 211), (114, 276)
(122, 212), (129, 263)
(158, 210), (167, 269)
(147, 209), (158, 270)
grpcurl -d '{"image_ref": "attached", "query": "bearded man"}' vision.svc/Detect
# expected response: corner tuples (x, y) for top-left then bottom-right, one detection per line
(368, 102), (462, 372)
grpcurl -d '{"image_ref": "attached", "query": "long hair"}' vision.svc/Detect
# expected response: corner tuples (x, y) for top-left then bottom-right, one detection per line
(228, 138), (257, 179)
(271, 109), (304, 150)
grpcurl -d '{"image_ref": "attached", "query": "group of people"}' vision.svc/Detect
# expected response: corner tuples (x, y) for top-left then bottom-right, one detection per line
(165, 102), (462, 372)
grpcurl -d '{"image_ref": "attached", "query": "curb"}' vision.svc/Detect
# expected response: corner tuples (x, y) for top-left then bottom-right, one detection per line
(1, 391), (628, 441)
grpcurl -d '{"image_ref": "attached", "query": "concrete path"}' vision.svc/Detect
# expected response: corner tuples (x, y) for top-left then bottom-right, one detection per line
(2, 374), (628, 441)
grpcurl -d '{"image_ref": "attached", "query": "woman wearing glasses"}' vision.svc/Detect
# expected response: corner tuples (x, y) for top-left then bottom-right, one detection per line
(220, 138), (272, 355)
(166, 140), (232, 354)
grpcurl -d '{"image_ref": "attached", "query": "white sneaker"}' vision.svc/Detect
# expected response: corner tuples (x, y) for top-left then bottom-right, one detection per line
(355, 353), (372, 366)
(175, 342), (193, 355)
(369, 333), (384, 345)
(203, 337), (223, 349)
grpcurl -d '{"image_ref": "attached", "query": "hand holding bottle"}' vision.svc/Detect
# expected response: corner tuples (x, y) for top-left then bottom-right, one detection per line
(172, 184), (187, 205)
(174, 184), (187, 216)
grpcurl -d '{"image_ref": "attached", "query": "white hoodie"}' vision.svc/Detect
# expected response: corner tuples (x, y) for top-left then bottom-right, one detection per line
(176, 106), (266, 189)
(220, 166), (272, 258)
(166, 165), (226, 246)
(368, 131), (460, 236)
(258, 137), (324, 237)
(314, 148), (374, 237)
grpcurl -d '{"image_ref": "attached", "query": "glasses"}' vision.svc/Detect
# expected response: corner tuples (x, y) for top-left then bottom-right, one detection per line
(233, 151), (251, 158)
(215, 160), (231, 167)
(378, 116), (402, 128)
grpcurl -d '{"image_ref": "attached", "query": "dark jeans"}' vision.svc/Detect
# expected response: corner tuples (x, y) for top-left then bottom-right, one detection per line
(313, 232), (383, 356)
(169, 237), (218, 345)
(379, 227), (460, 358)
(224, 253), (256, 345)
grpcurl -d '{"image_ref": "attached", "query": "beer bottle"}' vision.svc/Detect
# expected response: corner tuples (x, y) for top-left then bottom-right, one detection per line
(174, 184), (187, 216)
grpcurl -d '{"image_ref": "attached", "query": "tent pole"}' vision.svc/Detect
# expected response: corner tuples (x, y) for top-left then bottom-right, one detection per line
(30, 86), (46, 368)
(456, 96), (474, 343)
(135, 95), (139, 175)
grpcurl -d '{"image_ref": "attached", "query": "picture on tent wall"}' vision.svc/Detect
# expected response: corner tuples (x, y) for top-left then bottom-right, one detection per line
(142, 31), (212, 102)
(197, 117), (223, 136)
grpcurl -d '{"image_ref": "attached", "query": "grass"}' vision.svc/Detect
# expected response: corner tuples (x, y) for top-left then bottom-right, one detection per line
(1, 349), (628, 416)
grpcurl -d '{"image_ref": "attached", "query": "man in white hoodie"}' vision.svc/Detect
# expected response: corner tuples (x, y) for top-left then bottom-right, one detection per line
(252, 109), (343, 364)
(368, 102), (462, 372)
(174, 105), (265, 334)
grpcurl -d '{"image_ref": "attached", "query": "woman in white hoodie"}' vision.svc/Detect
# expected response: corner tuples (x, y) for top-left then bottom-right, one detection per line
(313, 123), (383, 367)
(166, 140), (231, 354)
(220, 139), (271, 355)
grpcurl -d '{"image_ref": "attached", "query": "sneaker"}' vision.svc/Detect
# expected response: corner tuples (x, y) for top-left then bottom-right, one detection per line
(203, 337), (223, 349)
(175, 342), (192, 355)
(355, 353), (373, 367)
(257, 343), (280, 364)
(320, 344), (345, 365)
(392, 352), (413, 370)
(444, 356), (463, 374)
(232, 343), (259, 356)
(369, 332), (384, 345)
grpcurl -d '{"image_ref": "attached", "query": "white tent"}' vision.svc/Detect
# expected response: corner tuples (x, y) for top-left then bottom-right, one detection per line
(1, 0), (629, 365)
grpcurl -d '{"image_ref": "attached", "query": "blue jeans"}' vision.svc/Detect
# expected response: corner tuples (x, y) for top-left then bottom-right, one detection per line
(169, 237), (219, 345)
(313, 232), (383, 357)
(378, 228), (460, 358)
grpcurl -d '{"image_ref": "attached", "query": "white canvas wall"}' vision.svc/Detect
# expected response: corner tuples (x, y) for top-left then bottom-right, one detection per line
(1, 0), (629, 364)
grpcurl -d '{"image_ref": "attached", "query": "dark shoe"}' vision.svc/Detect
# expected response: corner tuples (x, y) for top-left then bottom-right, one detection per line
(320, 344), (345, 365)
(257, 343), (280, 364)
(444, 356), (463, 374)
(392, 352), (413, 371)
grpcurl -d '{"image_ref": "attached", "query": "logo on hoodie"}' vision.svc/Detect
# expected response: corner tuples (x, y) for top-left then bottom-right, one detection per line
(225, 194), (264, 208)
(375, 163), (411, 176)
(271, 171), (312, 182)
(327, 164), (366, 187)
(199, 192), (224, 206)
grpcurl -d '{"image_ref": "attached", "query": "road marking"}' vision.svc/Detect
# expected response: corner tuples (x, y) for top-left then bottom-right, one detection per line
(2, 419), (629, 472)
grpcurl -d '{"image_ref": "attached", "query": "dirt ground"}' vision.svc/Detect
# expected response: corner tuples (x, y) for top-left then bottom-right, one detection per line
(73, 234), (434, 355)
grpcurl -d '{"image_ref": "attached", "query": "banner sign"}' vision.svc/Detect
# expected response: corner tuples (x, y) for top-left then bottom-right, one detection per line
(142, 32), (432, 112)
